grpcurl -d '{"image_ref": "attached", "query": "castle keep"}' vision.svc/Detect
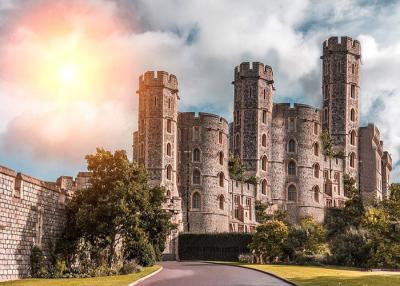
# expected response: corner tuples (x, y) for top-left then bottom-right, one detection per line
(132, 36), (393, 237)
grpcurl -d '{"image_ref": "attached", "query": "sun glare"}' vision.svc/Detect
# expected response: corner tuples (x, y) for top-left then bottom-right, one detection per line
(59, 63), (77, 85)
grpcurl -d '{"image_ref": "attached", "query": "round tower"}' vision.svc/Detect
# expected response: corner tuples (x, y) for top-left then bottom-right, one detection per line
(232, 62), (274, 201)
(321, 36), (361, 182)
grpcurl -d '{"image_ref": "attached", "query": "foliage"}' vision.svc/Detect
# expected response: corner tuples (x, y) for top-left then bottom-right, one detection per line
(255, 201), (288, 224)
(244, 176), (258, 185)
(228, 155), (246, 181)
(30, 245), (47, 278)
(119, 260), (143, 275)
(320, 130), (336, 158)
(238, 253), (254, 264)
(249, 220), (288, 263)
(59, 148), (174, 271)
(124, 237), (156, 267)
(178, 233), (253, 261)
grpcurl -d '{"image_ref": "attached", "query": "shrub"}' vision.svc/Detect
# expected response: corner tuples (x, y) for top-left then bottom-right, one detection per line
(125, 239), (156, 267)
(119, 260), (143, 275)
(30, 245), (47, 278)
(238, 253), (254, 264)
(178, 232), (253, 261)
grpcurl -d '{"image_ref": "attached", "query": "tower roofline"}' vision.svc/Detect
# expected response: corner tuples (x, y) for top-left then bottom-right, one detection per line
(322, 36), (361, 58)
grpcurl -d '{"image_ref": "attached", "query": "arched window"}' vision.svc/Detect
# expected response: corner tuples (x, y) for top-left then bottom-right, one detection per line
(313, 186), (320, 203)
(219, 172), (225, 187)
(288, 139), (296, 153)
(350, 152), (356, 168)
(324, 108), (329, 122)
(219, 151), (224, 165)
(192, 169), (201, 185)
(166, 165), (172, 180)
(192, 192), (201, 209)
(167, 119), (172, 133)
(219, 195), (224, 210)
(350, 108), (356, 122)
(261, 180), (267, 195)
(288, 161), (296, 176)
(219, 131), (223, 144)
(350, 130), (356, 146)
(166, 190), (171, 198)
(193, 148), (201, 162)
(235, 133), (240, 149)
(314, 122), (319, 135)
(314, 163), (320, 178)
(166, 143), (171, 156)
(261, 156), (267, 171)
(262, 110), (267, 123)
(262, 134), (267, 147)
(288, 185), (297, 202)
(314, 142), (319, 156)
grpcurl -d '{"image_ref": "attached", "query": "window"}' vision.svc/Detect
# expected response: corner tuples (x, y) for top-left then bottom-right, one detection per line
(262, 134), (267, 147)
(249, 86), (252, 97)
(350, 108), (356, 122)
(314, 164), (320, 178)
(288, 118), (295, 132)
(193, 148), (201, 162)
(324, 85), (329, 100)
(167, 119), (172, 133)
(350, 152), (356, 168)
(337, 61), (341, 73)
(14, 177), (22, 198)
(314, 142), (319, 156)
(219, 172), (225, 187)
(263, 89), (266, 99)
(350, 130), (356, 145)
(36, 207), (44, 247)
(193, 126), (200, 141)
(352, 63), (355, 74)
(219, 151), (224, 165)
(192, 192), (201, 209)
(314, 122), (318, 135)
(324, 108), (329, 122)
(193, 169), (201, 185)
(166, 190), (171, 198)
(351, 85), (355, 98)
(261, 156), (267, 171)
(168, 98), (171, 109)
(236, 110), (240, 125)
(139, 143), (144, 158)
(288, 185), (297, 202)
(154, 96), (157, 107)
(219, 131), (223, 144)
(219, 195), (224, 210)
(234, 195), (240, 205)
(262, 110), (267, 124)
(288, 161), (296, 176)
(335, 172), (340, 195)
(324, 170), (328, 179)
(166, 165), (172, 180)
(261, 180), (267, 195)
(313, 186), (320, 203)
(235, 133), (240, 149)
(166, 143), (171, 156)
(288, 139), (296, 153)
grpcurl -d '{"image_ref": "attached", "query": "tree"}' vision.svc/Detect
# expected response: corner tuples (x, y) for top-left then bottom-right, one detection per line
(228, 155), (245, 181)
(64, 148), (174, 268)
(249, 220), (288, 263)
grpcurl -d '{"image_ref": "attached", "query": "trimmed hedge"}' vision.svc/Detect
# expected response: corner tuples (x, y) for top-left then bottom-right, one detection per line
(178, 233), (253, 261)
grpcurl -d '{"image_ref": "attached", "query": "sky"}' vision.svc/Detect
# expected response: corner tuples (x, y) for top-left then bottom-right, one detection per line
(0, 0), (399, 182)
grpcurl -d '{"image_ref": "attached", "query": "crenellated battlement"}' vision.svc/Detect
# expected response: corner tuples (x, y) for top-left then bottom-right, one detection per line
(139, 71), (178, 91)
(234, 62), (274, 82)
(323, 36), (361, 56)
(178, 112), (229, 126)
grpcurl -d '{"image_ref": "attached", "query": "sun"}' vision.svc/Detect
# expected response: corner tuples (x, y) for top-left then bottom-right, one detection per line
(58, 63), (78, 85)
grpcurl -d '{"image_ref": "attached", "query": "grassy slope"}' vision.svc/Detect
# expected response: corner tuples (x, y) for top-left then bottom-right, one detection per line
(244, 264), (400, 286)
(0, 265), (160, 286)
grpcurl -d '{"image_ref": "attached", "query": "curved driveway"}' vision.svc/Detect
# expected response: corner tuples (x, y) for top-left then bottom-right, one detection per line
(139, 261), (291, 286)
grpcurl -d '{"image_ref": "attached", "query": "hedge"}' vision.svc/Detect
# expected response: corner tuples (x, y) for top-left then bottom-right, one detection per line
(178, 232), (253, 261)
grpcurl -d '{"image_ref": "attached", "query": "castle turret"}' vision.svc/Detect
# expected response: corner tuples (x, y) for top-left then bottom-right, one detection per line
(232, 62), (274, 201)
(136, 71), (182, 259)
(321, 36), (361, 182)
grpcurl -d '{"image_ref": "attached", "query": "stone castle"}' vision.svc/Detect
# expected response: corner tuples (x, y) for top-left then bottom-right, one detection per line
(132, 36), (393, 252)
(0, 35), (393, 280)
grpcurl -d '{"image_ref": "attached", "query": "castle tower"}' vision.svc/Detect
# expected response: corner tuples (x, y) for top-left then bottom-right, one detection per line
(136, 71), (182, 259)
(232, 62), (274, 180)
(321, 36), (361, 181)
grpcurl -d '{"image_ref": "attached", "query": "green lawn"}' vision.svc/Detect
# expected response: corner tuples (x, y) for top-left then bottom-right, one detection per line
(227, 263), (400, 286)
(0, 265), (160, 286)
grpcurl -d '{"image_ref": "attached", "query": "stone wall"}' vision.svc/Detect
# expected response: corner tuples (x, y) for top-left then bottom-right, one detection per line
(0, 166), (68, 281)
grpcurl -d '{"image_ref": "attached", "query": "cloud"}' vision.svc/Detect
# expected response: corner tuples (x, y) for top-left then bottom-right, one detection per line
(0, 0), (399, 182)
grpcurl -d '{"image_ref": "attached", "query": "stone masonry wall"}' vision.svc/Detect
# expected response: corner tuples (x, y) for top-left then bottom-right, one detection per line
(0, 166), (67, 281)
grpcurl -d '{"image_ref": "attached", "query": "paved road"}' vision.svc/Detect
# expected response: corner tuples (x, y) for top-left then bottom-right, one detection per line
(139, 261), (291, 286)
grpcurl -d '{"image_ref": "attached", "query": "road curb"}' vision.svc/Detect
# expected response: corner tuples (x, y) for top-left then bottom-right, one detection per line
(207, 262), (298, 286)
(128, 266), (163, 286)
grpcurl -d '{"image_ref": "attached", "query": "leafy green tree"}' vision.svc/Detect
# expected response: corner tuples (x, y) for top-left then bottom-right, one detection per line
(228, 155), (245, 181)
(249, 220), (288, 263)
(64, 148), (174, 268)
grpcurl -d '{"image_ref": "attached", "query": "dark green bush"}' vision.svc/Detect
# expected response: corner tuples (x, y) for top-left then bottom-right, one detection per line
(178, 232), (253, 261)
(125, 239), (156, 267)
(30, 245), (47, 278)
